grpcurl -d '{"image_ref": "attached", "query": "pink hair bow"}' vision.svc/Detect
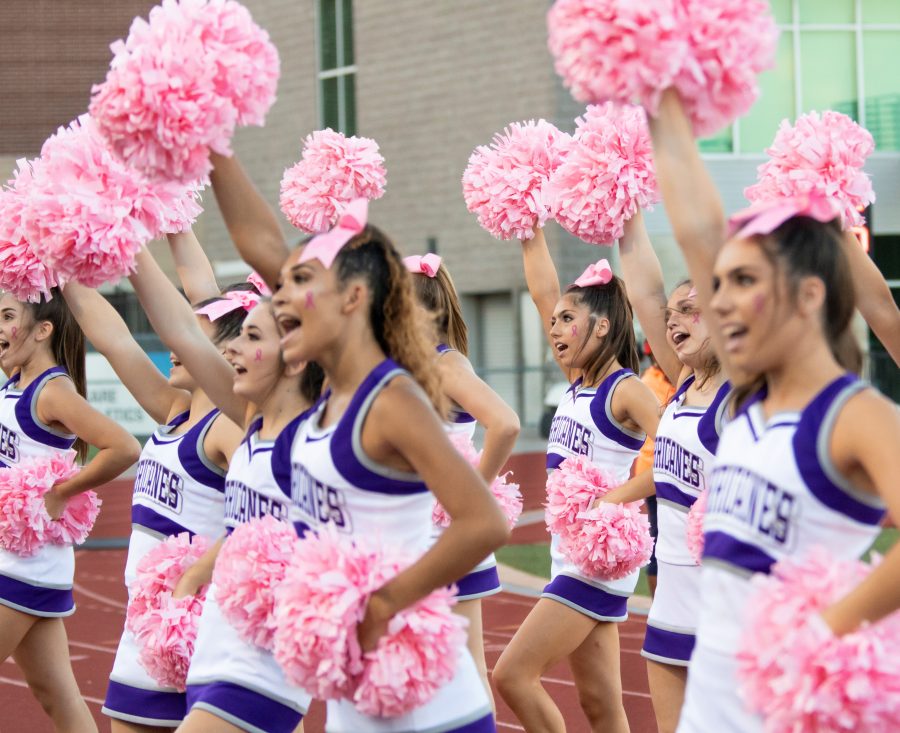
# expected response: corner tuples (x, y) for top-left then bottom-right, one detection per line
(247, 271), (272, 296)
(298, 198), (368, 269)
(195, 290), (262, 321)
(403, 253), (443, 278)
(728, 193), (841, 240)
(573, 259), (613, 288)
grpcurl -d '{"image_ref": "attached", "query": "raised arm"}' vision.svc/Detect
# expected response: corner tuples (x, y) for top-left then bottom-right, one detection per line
(62, 283), (189, 424)
(521, 227), (562, 344)
(209, 152), (289, 290)
(167, 229), (221, 303)
(127, 248), (250, 426)
(618, 210), (684, 384)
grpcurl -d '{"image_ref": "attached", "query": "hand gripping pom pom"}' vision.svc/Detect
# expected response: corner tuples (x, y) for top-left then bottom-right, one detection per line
(745, 111), (876, 229)
(126, 533), (211, 691)
(0, 452), (99, 557)
(272, 527), (467, 716)
(545, 455), (652, 580)
(432, 434), (523, 531)
(213, 515), (298, 650)
(548, 103), (659, 246)
(90, 0), (279, 183)
(280, 129), (386, 234)
(685, 488), (707, 564)
(737, 547), (900, 733)
(462, 120), (572, 241)
(27, 115), (202, 288)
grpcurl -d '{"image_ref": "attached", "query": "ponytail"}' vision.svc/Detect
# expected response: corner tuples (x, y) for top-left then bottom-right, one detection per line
(410, 265), (469, 355)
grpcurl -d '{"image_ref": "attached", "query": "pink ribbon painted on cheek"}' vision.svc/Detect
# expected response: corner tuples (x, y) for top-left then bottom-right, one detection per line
(195, 291), (262, 320)
(573, 259), (613, 288)
(403, 253), (443, 278)
(728, 192), (841, 240)
(298, 198), (369, 269)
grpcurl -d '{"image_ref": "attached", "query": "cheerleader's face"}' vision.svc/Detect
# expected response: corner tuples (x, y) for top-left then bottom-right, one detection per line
(548, 293), (608, 370)
(226, 304), (284, 401)
(0, 295), (44, 374)
(664, 284), (712, 369)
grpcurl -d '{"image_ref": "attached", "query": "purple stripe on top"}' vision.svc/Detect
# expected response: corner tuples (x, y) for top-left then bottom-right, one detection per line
(103, 679), (186, 725)
(187, 680), (304, 733)
(455, 565), (502, 600)
(177, 409), (226, 490)
(16, 367), (77, 450)
(655, 481), (697, 509)
(589, 369), (646, 452)
(437, 345), (476, 424)
(642, 623), (696, 664)
(0, 573), (74, 616)
(131, 504), (193, 538)
(542, 574), (628, 621)
(697, 380), (733, 455)
(272, 408), (315, 501)
(703, 530), (776, 574)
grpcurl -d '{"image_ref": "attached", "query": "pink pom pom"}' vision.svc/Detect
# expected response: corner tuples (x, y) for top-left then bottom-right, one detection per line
(90, 0), (279, 183)
(737, 547), (900, 733)
(685, 488), (707, 564)
(745, 111), (875, 229)
(433, 434), (523, 530)
(279, 129), (386, 233)
(547, 0), (687, 115)
(548, 103), (659, 245)
(462, 120), (572, 241)
(545, 455), (651, 580)
(213, 515), (298, 650)
(272, 527), (466, 716)
(0, 160), (62, 302)
(127, 532), (211, 691)
(0, 452), (91, 557)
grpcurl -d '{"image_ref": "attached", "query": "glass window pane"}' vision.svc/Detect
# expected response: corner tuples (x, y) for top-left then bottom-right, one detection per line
(769, 0), (793, 24)
(344, 74), (357, 136)
(799, 0), (855, 24)
(863, 32), (900, 150)
(699, 126), (733, 153)
(342, 0), (355, 66)
(319, 0), (337, 70)
(863, 0), (900, 24)
(741, 33), (796, 152)
(321, 76), (339, 130)
(800, 32), (858, 119)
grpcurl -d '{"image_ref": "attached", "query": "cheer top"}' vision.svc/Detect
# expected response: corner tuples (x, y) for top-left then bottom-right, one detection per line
(653, 376), (732, 565)
(696, 374), (885, 654)
(437, 344), (477, 438)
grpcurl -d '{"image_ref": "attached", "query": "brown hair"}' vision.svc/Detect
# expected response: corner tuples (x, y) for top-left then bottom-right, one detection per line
(26, 289), (88, 461)
(565, 275), (640, 385)
(410, 264), (469, 355)
(334, 225), (444, 412)
(193, 281), (262, 346)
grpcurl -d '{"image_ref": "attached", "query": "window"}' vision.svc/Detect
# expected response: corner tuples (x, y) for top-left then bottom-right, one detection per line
(317, 0), (357, 135)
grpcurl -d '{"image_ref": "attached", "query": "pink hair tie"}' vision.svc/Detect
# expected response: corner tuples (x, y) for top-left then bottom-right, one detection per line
(728, 192), (841, 241)
(572, 259), (613, 288)
(246, 271), (272, 296)
(195, 290), (262, 321)
(297, 198), (368, 269)
(403, 253), (443, 278)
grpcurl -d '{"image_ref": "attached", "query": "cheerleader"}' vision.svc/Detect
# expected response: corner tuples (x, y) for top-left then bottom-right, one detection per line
(62, 277), (247, 731)
(647, 88), (900, 733)
(493, 228), (660, 733)
(0, 290), (140, 732)
(406, 253), (520, 703)
(273, 203), (508, 732)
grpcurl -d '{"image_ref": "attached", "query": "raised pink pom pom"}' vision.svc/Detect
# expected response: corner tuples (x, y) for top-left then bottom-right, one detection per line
(548, 103), (659, 245)
(737, 547), (900, 733)
(433, 434), (523, 530)
(462, 120), (572, 241)
(547, 0), (687, 114)
(280, 129), (386, 233)
(90, 0), (279, 183)
(745, 111), (876, 229)
(685, 489), (707, 564)
(272, 527), (466, 716)
(0, 452), (90, 557)
(127, 532), (211, 691)
(213, 515), (298, 650)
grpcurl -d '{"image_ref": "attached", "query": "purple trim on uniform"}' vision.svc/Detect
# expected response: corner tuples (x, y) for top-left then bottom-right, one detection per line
(15, 367), (77, 450)
(673, 375), (695, 402)
(0, 573), (74, 615)
(642, 623), (696, 664)
(450, 712), (497, 732)
(655, 481), (697, 509)
(132, 504), (193, 538)
(589, 369), (646, 452)
(437, 345), (475, 424)
(177, 409), (227, 490)
(168, 410), (191, 428)
(331, 360), (429, 496)
(103, 679), (186, 724)
(703, 530), (775, 574)
(542, 574), (628, 621)
(456, 565), (502, 600)
(697, 380), (732, 455)
(794, 374), (885, 526)
(546, 452), (565, 470)
(187, 681), (303, 733)
(273, 409), (315, 500)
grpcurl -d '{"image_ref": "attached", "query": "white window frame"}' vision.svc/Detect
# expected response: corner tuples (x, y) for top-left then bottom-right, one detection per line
(315, 0), (357, 134)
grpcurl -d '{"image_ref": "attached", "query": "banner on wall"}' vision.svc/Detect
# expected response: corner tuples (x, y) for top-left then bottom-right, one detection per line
(86, 352), (171, 436)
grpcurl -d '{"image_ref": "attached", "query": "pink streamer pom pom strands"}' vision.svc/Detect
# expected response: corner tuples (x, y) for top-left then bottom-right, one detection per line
(280, 129), (387, 234)
(685, 488), (707, 564)
(545, 455), (653, 581)
(547, 0), (779, 137)
(745, 111), (876, 230)
(272, 527), (467, 717)
(737, 547), (900, 733)
(126, 533), (211, 691)
(90, 0), (280, 183)
(462, 119), (572, 241)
